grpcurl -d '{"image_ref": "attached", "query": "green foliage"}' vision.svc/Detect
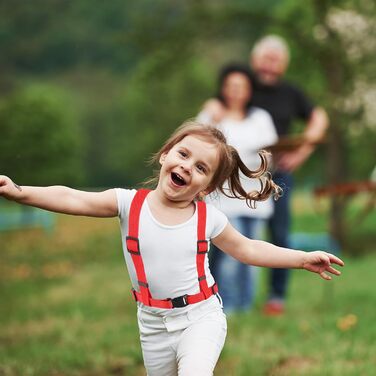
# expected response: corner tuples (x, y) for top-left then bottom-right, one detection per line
(0, 84), (84, 185)
(115, 58), (215, 186)
(75, 57), (215, 187)
(347, 126), (376, 180)
(0, 0), (139, 74)
(0, 0), (375, 190)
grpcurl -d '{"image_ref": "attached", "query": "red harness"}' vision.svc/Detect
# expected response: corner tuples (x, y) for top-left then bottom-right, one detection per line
(126, 189), (218, 309)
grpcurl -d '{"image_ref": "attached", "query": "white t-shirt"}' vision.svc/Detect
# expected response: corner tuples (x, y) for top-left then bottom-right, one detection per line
(115, 189), (228, 305)
(197, 107), (278, 219)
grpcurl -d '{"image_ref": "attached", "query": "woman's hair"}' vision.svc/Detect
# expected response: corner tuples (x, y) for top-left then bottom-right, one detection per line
(216, 63), (253, 110)
(146, 120), (282, 208)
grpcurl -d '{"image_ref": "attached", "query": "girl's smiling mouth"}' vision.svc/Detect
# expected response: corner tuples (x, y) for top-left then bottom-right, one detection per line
(171, 172), (187, 186)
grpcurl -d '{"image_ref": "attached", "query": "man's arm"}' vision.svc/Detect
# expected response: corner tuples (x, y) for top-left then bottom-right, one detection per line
(277, 107), (329, 172)
(303, 107), (329, 143)
(198, 98), (226, 124)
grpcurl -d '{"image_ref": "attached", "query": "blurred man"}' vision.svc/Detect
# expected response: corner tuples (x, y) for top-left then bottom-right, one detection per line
(250, 35), (328, 315)
(203, 35), (329, 315)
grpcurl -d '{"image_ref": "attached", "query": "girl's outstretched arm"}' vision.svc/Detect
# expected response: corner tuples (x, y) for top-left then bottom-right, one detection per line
(212, 223), (344, 280)
(0, 175), (118, 217)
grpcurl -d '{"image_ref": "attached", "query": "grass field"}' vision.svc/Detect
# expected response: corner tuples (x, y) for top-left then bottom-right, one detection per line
(0, 192), (375, 375)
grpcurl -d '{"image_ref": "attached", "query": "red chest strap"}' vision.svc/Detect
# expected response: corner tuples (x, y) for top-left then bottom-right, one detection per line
(126, 189), (217, 309)
(196, 200), (215, 299)
(126, 189), (152, 305)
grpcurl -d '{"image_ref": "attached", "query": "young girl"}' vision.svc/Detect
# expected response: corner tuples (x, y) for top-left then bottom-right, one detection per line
(0, 121), (343, 376)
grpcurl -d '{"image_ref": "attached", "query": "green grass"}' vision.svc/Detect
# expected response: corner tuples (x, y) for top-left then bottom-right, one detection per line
(0, 192), (375, 375)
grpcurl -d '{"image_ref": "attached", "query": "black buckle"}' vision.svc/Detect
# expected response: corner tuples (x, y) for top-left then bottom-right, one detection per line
(131, 288), (138, 301)
(197, 240), (208, 254)
(126, 236), (140, 254)
(171, 294), (188, 308)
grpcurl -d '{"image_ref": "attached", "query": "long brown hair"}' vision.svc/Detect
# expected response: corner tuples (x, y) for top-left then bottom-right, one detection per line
(146, 120), (282, 208)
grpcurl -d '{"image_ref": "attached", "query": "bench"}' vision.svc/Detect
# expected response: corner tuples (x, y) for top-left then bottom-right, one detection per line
(290, 232), (340, 255)
(0, 205), (55, 233)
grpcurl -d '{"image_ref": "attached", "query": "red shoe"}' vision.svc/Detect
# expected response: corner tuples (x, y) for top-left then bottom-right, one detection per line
(263, 300), (285, 316)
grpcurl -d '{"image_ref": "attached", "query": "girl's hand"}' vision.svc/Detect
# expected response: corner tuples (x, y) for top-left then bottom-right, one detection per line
(302, 251), (344, 280)
(0, 175), (23, 201)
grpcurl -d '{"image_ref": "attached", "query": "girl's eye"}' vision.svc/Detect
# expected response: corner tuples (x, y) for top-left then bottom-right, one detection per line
(196, 164), (206, 173)
(179, 151), (187, 158)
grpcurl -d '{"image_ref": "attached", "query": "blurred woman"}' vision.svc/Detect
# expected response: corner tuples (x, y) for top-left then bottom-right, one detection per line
(197, 64), (278, 313)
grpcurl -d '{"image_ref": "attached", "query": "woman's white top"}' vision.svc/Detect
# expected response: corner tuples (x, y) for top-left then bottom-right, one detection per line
(197, 107), (278, 219)
(115, 189), (228, 309)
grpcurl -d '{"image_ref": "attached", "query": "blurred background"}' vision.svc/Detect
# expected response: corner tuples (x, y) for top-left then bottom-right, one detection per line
(0, 1), (375, 375)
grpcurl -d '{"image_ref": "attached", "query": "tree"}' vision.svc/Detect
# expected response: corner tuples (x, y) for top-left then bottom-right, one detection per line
(1, 0), (374, 247)
(0, 84), (84, 185)
(273, 0), (376, 245)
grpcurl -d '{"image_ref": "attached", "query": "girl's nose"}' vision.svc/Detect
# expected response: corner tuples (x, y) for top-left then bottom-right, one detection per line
(181, 162), (192, 174)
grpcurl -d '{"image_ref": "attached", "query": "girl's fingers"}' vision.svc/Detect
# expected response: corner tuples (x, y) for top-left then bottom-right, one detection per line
(327, 253), (345, 266)
(319, 271), (331, 280)
(327, 266), (341, 275)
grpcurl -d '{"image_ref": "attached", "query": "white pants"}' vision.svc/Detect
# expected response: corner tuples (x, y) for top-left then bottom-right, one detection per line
(137, 295), (227, 376)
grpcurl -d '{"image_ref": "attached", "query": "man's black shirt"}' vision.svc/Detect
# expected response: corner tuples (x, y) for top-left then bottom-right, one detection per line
(251, 74), (314, 137)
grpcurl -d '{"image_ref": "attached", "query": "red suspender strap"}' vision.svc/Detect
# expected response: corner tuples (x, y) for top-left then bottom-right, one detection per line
(196, 200), (215, 299)
(126, 189), (152, 305)
(126, 191), (217, 309)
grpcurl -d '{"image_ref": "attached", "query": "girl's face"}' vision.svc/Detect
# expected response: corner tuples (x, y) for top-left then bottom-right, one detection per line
(221, 72), (252, 107)
(158, 135), (219, 203)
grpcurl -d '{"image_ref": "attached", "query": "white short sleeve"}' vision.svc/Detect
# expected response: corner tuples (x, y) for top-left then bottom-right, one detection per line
(206, 203), (228, 239)
(115, 188), (137, 220)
